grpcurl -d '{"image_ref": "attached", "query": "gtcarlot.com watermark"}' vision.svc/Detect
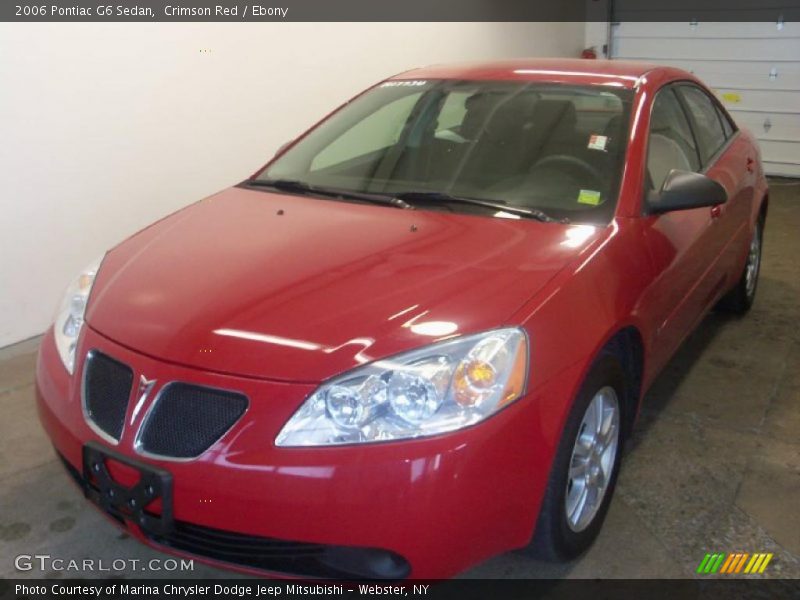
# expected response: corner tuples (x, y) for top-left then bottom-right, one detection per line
(15, 554), (194, 573)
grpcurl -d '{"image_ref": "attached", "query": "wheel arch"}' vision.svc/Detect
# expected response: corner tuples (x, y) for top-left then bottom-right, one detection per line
(596, 325), (645, 440)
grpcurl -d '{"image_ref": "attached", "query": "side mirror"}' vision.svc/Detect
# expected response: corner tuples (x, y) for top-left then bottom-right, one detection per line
(646, 170), (727, 214)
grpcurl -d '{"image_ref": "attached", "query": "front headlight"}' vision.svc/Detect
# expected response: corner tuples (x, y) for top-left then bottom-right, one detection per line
(54, 257), (104, 373)
(276, 327), (528, 447)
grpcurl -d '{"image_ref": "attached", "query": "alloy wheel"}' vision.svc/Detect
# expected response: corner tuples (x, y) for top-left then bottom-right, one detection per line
(745, 225), (762, 300)
(565, 386), (620, 532)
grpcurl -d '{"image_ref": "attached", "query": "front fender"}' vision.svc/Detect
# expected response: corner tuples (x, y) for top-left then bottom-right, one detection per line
(510, 218), (656, 448)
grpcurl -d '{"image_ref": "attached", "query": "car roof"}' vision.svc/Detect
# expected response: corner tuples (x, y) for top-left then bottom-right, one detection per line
(392, 58), (684, 89)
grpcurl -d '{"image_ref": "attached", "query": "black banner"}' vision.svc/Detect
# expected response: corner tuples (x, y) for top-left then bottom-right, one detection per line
(3, 0), (800, 22)
(3, 1), (585, 22)
(3, 579), (800, 600)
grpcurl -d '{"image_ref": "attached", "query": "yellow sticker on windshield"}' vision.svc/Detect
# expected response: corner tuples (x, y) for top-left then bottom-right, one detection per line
(578, 189), (602, 206)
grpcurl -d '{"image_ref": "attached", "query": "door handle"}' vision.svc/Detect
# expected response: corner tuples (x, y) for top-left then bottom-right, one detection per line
(711, 205), (723, 219)
(746, 157), (755, 172)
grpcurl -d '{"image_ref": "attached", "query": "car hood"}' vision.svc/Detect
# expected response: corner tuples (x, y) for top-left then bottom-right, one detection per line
(87, 187), (601, 382)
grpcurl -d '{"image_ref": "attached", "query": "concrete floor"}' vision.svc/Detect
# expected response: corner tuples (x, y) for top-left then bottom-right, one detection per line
(1, 181), (798, 580)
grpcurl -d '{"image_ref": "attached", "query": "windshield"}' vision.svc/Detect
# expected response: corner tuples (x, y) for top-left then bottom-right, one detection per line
(253, 80), (633, 224)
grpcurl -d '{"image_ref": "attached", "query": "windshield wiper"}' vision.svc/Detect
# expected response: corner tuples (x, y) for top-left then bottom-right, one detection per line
(245, 181), (565, 222)
(244, 179), (414, 210)
(392, 191), (567, 223)
(246, 178), (314, 194)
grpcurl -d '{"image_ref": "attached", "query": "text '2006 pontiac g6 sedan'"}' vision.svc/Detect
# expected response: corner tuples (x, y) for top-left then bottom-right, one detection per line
(36, 58), (767, 579)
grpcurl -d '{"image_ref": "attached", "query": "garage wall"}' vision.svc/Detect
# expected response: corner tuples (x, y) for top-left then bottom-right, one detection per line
(0, 22), (584, 348)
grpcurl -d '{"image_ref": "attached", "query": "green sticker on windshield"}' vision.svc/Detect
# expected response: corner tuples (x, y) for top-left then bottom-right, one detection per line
(578, 189), (602, 206)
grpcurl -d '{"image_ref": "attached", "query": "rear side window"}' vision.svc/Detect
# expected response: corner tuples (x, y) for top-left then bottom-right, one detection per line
(677, 85), (728, 164)
(715, 104), (736, 139)
(646, 88), (700, 191)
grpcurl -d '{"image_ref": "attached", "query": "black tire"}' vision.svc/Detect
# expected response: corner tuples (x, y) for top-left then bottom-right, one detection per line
(716, 215), (764, 315)
(525, 354), (626, 561)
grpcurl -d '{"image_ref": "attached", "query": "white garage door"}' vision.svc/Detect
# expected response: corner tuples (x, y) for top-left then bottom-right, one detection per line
(610, 21), (800, 177)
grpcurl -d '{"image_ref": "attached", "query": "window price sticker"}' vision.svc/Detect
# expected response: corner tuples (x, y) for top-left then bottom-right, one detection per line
(587, 134), (608, 151)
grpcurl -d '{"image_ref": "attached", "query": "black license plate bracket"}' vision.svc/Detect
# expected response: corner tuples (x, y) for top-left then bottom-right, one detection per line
(82, 441), (174, 536)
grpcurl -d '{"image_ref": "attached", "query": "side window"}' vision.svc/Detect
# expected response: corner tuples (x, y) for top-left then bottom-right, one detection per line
(647, 88), (700, 191)
(677, 85), (728, 164)
(715, 104), (735, 139)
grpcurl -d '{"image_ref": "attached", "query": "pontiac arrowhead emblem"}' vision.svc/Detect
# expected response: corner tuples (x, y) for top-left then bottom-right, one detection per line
(130, 374), (157, 425)
(138, 374), (157, 397)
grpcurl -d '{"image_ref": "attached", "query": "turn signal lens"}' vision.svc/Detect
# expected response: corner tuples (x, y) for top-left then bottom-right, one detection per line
(500, 340), (528, 407)
(453, 360), (497, 406)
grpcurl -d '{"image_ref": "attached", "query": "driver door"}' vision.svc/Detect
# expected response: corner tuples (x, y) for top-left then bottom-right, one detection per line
(640, 85), (728, 374)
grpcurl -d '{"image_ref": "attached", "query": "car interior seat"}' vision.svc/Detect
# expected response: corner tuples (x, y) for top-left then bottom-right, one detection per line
(647, 108), (695, 191)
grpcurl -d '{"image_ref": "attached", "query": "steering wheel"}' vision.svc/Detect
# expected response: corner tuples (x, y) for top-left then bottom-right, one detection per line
(530, 154), (603, 187)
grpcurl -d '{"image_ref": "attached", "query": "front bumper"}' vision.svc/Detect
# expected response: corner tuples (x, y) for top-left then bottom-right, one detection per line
(36, 325), (575, 578)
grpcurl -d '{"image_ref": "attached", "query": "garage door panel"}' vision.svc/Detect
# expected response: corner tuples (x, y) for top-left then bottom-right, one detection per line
(715, 89), (800, 114)
(614, 37), (800, 62)
(726, 112), (800, 176)
(617, 59), (800, 91)
(757, 140), (800, 163)
(613, 21), (800, 39)
(733, 113), (800, 140)
(762, 162), (800, 178)
(611, 21), (800, 177)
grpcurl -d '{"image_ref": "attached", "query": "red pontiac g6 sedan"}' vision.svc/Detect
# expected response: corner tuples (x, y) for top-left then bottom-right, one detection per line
(36, 59), (767, 579)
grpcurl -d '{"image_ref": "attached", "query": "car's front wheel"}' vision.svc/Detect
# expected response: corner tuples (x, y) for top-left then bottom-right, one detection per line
(525, 355), (625, 560)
